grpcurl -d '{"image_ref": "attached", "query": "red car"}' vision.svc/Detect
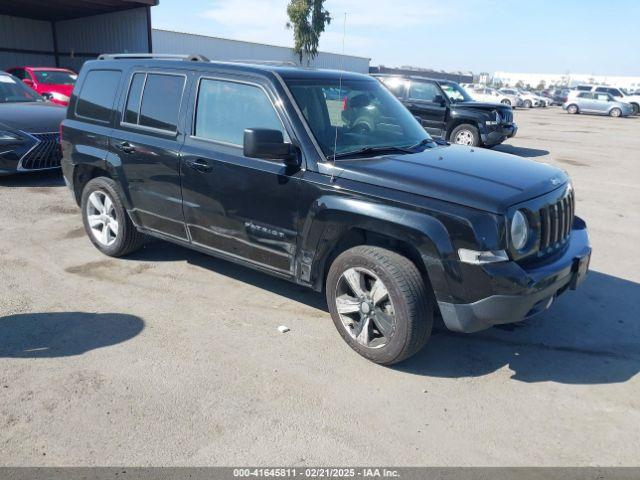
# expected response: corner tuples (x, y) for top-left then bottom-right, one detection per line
(5, 67), (77, 106)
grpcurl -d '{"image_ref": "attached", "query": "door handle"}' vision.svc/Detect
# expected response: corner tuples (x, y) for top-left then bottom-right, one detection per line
(185, 158), (213, 173)
(118, 142), (135, 154)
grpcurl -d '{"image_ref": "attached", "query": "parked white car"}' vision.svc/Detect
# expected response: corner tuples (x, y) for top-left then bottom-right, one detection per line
(466, 85), (523, 107)
(500, 88), (540, 108)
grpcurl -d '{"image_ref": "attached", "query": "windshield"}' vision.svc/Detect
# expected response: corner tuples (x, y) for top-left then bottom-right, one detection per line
(440, 82), (473, 102)
(286, 78), (431, 159)
(0, 74), (42, 103)
(32, 70), (77, 85)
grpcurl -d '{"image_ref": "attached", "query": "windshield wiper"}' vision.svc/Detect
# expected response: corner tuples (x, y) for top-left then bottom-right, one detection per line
(330, 145), (416, 160)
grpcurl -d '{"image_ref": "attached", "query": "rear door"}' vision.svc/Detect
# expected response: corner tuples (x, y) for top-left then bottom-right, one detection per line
(405, 81), (447, 137)
(179, 73), (302, 275)
(593, 93), (611, 113)
(111, 68), (191, 240)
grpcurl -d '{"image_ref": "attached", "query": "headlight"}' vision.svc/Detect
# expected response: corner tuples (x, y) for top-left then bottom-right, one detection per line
(45, 91), (70, 102)
(0, 130), (22, 143)
(510, 210), (529, 250)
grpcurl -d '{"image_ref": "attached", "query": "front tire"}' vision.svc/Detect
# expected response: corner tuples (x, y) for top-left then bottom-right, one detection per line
(326, 246), (433, 365)
(610, 108), (622, 117)
(449, 124), (481, 147)
(81, 177), (145, 257)
(523, 99), (532, 108)
(567, 104), (579, 114)
(630, 103), (639, 115)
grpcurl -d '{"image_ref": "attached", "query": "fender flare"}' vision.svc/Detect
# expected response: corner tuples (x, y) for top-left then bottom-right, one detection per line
(298, 195), (457, 301)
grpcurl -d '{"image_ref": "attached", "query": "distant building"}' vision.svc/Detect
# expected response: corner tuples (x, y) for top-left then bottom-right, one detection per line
(152, 29), (371, 73)
(494, 71), (640, 90)
(370, 65), (473, 84)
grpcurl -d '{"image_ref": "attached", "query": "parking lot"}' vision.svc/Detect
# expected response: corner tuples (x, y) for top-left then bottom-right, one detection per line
(1, 106), (639, 466)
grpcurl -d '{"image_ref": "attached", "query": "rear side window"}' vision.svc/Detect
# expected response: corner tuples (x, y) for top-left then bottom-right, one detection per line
(124, 73), (145, 124)
(194, 78), (284, 146)
(76, 70), (121, 122)
(123, 72), (185, 133)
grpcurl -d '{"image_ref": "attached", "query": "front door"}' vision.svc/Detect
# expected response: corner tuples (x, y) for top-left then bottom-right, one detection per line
(405, 81), (447, 138)
(111, 70), (191, 240)
(180, 75), (301, 275)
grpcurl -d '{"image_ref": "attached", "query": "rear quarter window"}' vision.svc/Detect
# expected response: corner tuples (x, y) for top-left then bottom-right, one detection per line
(75, 70), (122, 122)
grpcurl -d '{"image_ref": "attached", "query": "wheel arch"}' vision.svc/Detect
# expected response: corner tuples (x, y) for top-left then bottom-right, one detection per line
(299, 196), (456, 305)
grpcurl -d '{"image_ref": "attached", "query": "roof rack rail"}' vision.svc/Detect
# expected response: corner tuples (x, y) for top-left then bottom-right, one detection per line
(231, 59), (299, 67)
(97, 53), (210, 62)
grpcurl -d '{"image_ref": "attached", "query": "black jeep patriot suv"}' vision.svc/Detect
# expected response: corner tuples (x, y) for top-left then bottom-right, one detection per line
(374, 74), (517, 148)
(60, 54), (591, 365)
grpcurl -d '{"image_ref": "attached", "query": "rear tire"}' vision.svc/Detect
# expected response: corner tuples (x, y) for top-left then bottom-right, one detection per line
(610, 108), (622, 118)
(449, 124), (481, 147)
(501, 99), (511, 106)
(567, 104), (579, 114)
(326, 246), (433, 365)
(81, 177), (146, 257)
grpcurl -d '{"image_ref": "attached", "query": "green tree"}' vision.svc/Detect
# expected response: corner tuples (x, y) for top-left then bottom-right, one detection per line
(287, 0), (331, 63)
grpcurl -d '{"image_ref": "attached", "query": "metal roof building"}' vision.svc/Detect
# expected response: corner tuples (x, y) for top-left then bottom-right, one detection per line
(152, 29), (371, 74)
(0, 0), (156, 71)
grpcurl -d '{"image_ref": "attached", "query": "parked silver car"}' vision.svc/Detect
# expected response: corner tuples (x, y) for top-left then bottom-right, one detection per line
(563, 92), (633, 117)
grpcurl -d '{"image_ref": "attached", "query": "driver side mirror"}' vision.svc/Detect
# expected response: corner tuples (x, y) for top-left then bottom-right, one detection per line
(243, 129), (299, 168)
(22, 79), (34, 88)
(433, 94), (446, 106)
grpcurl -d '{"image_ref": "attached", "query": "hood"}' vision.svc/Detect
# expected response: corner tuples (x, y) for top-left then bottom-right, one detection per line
(333, 145), (569, 214)
(0, 101), (66, 133)
(455, 101), (508, 111)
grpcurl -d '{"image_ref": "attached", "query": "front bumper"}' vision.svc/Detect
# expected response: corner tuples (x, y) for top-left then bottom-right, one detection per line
(438, 218), (591, 333)
(481, 123), (517, 146)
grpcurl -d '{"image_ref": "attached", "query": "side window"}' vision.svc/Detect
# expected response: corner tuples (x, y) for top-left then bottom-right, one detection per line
(122, 72), (185, 133)
(596, 93), (609, 101)
(194, 78), (285, 146)
(9, 69), (25, 80)
(408, 82), (440, 102)
(609, 88), (621, 97)
(76, 70), (121, 122)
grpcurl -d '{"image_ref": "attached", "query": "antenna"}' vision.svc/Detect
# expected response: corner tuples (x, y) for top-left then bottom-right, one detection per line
(331, 12), (347, 166)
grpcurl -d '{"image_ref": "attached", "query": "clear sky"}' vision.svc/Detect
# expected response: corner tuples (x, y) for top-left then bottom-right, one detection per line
(151, 0), (640, 76)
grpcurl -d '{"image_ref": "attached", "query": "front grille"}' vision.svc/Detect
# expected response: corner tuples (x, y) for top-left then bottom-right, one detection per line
(538, 188), (574, 254)
(19, 133), (62, 170)
(502, 109), (513, 124)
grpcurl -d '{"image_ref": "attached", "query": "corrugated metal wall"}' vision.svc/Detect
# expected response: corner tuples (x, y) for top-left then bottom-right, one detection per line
(0, 8), (150, 71)
(56, 7), (150, 71)
(152, 29), (370, 73)
(0, 14), (56, 68)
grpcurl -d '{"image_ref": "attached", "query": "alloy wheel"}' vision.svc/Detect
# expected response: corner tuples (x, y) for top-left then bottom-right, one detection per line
(334, 267), (396, 348)
(86, 191), (119, 247)
(454, 130), (475, 146)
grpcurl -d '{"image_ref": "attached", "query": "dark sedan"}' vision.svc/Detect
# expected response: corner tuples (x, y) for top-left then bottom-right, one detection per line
(0, 72), (66, 175)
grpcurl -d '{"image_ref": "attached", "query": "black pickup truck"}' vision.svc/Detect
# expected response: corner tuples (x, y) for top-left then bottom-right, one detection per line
(374, 74), (517, 148)
(60, 55), (590, 365)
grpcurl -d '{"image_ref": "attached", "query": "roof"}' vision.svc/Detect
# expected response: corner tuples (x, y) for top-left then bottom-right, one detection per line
(0, 0), (157, 21)
(89, 57), (373, 82)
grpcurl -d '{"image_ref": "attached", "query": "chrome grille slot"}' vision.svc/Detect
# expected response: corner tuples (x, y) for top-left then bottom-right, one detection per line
(538, 189), (574, 255)
(19, 133), (62, 171)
